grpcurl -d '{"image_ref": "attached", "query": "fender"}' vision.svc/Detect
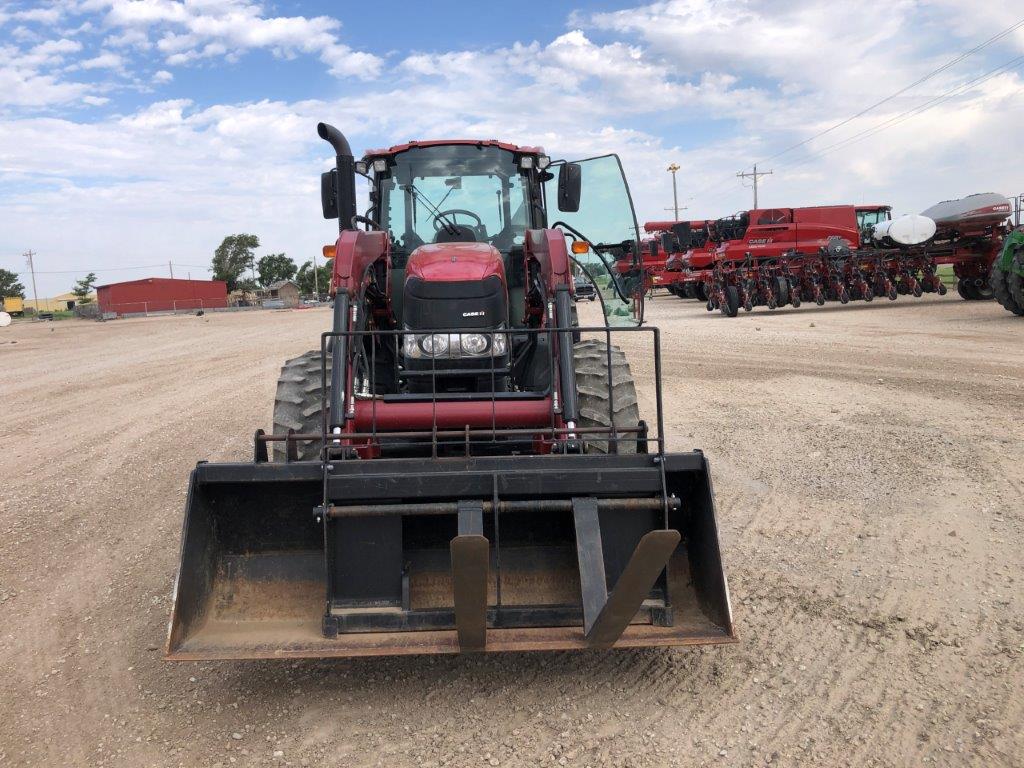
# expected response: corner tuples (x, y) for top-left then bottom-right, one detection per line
(331, 229), (390, 298)
(524, 228), (572, 292)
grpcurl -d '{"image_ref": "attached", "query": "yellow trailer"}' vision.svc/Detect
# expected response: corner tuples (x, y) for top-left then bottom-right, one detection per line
(1, 296), (25, 316)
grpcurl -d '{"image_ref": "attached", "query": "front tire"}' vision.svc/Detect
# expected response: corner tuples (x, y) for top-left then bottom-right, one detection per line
(721, 285), (740, 317)
(273, 350), (331, 462)
(574, 340), (640, 455)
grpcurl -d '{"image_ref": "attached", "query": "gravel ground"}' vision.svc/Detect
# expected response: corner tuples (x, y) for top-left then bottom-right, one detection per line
(1, 296), (1021, 768)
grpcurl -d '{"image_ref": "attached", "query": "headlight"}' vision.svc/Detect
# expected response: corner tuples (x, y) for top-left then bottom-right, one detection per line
(420, 333), (450, 356)
(402, 334), (419, 358)
(461, 333), (488, 355)
(402, 327), (508, 358)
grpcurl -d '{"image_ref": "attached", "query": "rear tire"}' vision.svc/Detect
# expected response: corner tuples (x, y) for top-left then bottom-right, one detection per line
(273, 349), (331, 462)
(990, 261), (1023, 314)
(573, 340), (640, 455)
(1010, 255), (1024, 312)
(1009, 273), (1024, 314)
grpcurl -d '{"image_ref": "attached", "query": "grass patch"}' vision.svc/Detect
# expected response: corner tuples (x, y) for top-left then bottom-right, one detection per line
(936, 265), (958, 287)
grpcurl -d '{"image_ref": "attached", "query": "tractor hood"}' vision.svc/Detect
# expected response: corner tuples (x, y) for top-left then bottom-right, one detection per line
(406, 243), (506, 285)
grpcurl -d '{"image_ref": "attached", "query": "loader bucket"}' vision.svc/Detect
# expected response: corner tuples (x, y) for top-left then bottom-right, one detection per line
(166, 451), (735, 659)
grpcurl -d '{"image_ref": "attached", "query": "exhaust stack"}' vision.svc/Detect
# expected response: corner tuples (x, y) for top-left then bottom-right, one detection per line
(317, 122), (357, 231)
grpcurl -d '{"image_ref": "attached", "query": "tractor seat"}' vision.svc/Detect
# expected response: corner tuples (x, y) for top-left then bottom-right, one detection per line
(435, 225), (477, 243)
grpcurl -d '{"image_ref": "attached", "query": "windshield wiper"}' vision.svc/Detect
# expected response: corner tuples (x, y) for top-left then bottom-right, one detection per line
(404, 183), (458, 235)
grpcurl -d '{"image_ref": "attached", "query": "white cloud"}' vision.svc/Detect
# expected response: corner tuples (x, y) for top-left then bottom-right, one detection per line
(0, 39), (93, 106)
(10, 24), (39, 41)
(0, 65), (91, 106)
(152, 68), (173, 83)
(104, 28), (151, 48)
(82, 94), (110, 105)
(91, 0), (382, 79)
(13, 7), (63, 24)
(22, 37), (83, 65)
(71, 50), (125, 70)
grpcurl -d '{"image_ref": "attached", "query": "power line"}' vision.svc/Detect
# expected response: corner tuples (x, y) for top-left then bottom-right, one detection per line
(687, 51), (1024, 213)
(0, 262), (213, 275)
(758, 17), (1024, 165)
(682, 19), (1024, 212)
(779, 53), (1024, 171)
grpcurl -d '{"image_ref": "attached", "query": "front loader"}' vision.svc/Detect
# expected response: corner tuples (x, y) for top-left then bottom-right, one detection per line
(166, 124), (734, 659)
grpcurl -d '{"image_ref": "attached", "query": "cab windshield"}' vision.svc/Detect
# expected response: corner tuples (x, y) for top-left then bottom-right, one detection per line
(856, 209), (890, 229)
(379, 145), (532, 258)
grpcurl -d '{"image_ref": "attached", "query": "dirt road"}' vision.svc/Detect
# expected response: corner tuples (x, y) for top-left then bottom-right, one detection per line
(1, 297), (1021, 767)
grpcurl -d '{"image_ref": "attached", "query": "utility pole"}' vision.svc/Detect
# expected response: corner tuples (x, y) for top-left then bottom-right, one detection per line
(736, 164), (772, 208)
(24, 250), (39, 314)
(666, 163), (681, 220)
(312, 249), (320, 299)
(169, 261), (174, 279)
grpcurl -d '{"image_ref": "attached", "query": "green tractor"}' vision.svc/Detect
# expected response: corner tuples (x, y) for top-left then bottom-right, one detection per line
(990, 229), (1024, 317)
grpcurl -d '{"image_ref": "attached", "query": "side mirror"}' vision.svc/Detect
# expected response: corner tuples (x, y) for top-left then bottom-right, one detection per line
(557, 162), (581, 212)
(321, 170), (339, 219)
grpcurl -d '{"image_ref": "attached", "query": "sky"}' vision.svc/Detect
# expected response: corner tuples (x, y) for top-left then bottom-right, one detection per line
(1, 0), (1022, 297)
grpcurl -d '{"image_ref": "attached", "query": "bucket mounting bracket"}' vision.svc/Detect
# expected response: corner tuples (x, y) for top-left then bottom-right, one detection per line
(450, 500), (488, 652)
(572, 497), (680, 648)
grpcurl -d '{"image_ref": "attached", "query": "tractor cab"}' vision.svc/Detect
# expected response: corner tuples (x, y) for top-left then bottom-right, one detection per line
(855, 206), (892, 245)
(346, 140), (644, 334)
(318, 141), (645, 397)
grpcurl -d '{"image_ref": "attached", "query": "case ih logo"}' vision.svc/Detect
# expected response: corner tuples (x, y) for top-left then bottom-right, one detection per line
(462, 310), (485, 317)
(748, 238), (773, 245)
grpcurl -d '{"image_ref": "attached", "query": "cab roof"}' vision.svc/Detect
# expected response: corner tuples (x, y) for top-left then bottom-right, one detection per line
(363, 139), (545, 160)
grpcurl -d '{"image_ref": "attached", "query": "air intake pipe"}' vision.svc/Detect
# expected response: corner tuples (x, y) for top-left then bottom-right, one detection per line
(317, 122), (358, 233)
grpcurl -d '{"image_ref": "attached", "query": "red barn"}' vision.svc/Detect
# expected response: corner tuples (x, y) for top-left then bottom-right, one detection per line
(97, 277), (228, 315)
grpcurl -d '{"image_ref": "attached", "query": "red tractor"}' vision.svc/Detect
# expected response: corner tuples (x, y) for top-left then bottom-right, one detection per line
(166, 124), (734, 659)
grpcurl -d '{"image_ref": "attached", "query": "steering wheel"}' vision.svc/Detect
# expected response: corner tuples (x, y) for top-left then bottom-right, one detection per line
(433, 209), (483, 232)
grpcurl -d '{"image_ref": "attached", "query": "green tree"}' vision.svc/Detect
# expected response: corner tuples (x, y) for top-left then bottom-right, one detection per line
(296, 259), (332, 296)
(0, 268), (25, 298)
(72, 272), (98, 303)
(256, 253), (297, 287)
(212, 234), (260, 292)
